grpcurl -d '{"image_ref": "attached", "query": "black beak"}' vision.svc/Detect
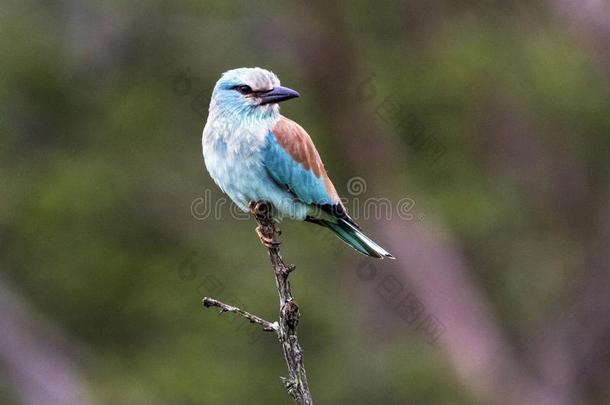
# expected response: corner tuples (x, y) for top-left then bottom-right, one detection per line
(259, 86), (300, 105)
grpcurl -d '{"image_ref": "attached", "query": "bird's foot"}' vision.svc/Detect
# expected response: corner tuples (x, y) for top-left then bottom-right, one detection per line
(256, 225), (280, 249)
(249, 201), (280, 248)
(249, 201), (272, 219)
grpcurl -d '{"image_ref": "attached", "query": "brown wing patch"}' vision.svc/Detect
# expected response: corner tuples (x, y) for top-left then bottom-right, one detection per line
(272, 116), (341, 202)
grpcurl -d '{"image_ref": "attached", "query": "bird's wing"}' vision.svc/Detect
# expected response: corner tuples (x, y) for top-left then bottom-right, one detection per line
(264, 115), (354, 223)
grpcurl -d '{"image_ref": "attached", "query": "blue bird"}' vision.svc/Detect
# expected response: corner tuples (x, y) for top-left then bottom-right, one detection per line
(202, 67), (394, 259)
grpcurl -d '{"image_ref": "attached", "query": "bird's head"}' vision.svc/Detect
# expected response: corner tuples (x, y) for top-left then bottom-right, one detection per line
(210, 67), (300, 119)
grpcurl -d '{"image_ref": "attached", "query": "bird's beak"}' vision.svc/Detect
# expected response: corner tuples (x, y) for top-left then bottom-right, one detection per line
(259, 86), (300, 105)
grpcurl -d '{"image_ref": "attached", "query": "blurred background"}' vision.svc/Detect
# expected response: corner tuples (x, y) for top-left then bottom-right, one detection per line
(2, 0), (610, 404)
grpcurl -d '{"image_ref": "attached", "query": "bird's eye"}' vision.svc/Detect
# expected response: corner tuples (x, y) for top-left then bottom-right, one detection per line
(235, 85), (253, 95)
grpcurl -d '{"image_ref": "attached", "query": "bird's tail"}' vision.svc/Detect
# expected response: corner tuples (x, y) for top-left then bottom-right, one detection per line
(321, 218), (395, 259)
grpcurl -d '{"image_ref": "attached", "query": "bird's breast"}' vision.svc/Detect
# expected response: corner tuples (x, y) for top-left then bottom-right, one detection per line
(202, 117), (274, 209)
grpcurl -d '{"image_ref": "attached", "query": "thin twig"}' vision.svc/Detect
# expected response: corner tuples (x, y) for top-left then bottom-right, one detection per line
(252, 202), (313, 405)
(202, 297), (278, 331)
(201, 201), (314, 405)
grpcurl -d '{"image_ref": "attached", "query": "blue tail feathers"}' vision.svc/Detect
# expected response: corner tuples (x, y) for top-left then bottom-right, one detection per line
(322, 218), (395, 259)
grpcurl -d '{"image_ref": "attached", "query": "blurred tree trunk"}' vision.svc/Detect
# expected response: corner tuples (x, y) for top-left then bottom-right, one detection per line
(477, 90), (610, 403)
(0, 279), (94, 405)
(289, 2), (571, 403)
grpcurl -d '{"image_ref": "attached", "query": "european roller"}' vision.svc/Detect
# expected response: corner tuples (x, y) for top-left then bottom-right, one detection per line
(202, 67), (394, 259)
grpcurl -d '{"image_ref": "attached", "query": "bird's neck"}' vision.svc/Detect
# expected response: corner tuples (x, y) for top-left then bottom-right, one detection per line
(204, 105), (280, 146)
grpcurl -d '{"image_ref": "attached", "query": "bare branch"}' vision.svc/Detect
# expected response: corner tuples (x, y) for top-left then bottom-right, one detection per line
(251, 202), (313, 405)
(201, 201), (313, 404)
(202, 297), (278, 332)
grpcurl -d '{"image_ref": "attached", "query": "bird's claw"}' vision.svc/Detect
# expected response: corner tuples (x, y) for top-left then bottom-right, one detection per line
(256, 225), (280, 248)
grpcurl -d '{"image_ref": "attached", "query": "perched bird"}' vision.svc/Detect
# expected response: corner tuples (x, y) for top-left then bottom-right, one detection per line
(202, 67), (394, 259)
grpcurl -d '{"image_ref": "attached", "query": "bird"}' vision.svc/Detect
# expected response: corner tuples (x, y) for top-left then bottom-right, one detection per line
(201, 67), (394, 259)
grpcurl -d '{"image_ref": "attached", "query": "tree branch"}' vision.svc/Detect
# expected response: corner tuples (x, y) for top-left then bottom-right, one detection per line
(202, 297), (278, 332)
(201, 201), (313, 405)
